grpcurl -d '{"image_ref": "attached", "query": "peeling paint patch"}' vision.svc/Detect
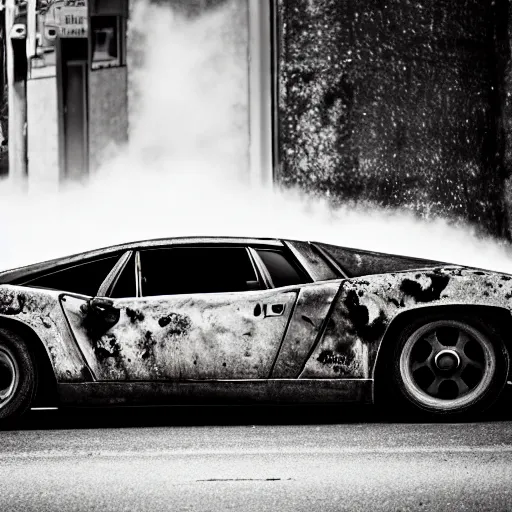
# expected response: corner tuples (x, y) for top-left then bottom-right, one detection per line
(0, 291), (25, 315)
(158, 313), (192, 336)
(94, 333), (121, 361)
(138, 330), (157, 360)
(344, 289), (387, 342)
(400, 273), (450, 303)
(317, 349), (358, 376)
(318, 350), (351, 366)
(47, 344), (57, 364)
(40, 315), (52, 328)
(126, 307), (145, 323)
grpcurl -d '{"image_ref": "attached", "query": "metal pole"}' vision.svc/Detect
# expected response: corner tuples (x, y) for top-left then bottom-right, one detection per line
(26, 0), (36, 61)
(5, 0), (27, 186)
(248, 0), (273, 190)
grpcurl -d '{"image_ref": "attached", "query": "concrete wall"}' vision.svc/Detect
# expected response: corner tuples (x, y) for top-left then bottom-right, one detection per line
(277, 0), (508, 236)
(89, 67), (129, 172)
(501, 1), (512, 238)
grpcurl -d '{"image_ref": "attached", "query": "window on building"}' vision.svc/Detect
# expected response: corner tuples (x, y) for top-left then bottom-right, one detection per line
(140, 247), (259, 297)
(91, 16), (124, 70)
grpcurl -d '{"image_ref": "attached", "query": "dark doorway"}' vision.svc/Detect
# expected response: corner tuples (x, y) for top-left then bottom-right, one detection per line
(64, 61), (87, 178)
(57, 38), (89, 180)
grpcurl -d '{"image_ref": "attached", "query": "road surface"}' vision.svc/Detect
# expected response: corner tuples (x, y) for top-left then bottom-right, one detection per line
(1, 406), (512, 512)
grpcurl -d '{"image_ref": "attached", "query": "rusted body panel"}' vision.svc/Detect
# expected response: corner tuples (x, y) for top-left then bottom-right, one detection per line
(57, 379), (372, 406)
(60, 290), (298, 381)
(301, 267), (512, 379)
(271, 281), (341, 378)
(0, 286), (89, 381)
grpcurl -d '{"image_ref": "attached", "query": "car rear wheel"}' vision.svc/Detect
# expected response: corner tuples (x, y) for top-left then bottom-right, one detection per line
(393, 317), (508, 415)
(0, 328), (37, 425)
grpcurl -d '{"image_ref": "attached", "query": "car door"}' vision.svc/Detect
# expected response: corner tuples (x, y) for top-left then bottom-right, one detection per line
(59, 245), (300, 381)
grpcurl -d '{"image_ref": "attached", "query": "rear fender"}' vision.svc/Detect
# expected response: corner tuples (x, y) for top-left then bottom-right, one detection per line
(299, 267), (512, 380)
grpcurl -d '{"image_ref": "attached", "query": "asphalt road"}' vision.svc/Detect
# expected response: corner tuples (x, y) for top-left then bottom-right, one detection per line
(2, 406), (512, 512)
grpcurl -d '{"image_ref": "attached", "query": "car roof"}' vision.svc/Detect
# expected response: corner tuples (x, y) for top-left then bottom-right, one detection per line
(0, 236), (284, 284)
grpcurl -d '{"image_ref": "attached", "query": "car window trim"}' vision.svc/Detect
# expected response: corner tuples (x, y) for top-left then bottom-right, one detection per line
(254, 247), (313, 288)
(135, 251), (142, 298)
(98, 251), (133, 297)
(309, 242), (350, 279)
(244, 247), (265, 290)
(282, 240), (329, 282)
(248, 247), (274, 288)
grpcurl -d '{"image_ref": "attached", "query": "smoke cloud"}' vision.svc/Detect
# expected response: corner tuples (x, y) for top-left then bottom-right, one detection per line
(1, 0), (511, 274)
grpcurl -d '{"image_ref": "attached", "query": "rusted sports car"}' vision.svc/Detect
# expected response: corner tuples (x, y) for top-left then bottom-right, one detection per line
(0, 236), (510, 422)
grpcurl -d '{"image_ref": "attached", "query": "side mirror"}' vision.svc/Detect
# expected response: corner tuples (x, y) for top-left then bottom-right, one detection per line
(81, 297), (120, 335)
(90, 297), (115, 312)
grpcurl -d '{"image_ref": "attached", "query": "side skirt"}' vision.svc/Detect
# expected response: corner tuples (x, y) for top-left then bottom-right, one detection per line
(57, 379), (373, 407)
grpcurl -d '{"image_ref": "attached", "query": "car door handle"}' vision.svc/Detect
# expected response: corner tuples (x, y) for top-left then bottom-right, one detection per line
(264, 303), (285, 317)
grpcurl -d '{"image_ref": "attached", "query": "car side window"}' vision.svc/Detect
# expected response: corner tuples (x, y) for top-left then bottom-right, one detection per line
(255, 249), (308, 288)
(21, 255), (120, 296)
(140, 247), (260, 297)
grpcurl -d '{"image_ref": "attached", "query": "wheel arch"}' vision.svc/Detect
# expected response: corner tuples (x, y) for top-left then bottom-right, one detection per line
(372, 304), (512, 403)
(0, 317), (58, 407)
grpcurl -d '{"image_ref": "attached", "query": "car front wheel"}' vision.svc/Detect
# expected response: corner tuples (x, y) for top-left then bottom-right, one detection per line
(0, 328), (37, 425)
(393, 317), (508, 415)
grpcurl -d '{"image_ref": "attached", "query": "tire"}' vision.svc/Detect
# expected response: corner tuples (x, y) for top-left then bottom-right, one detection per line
(391, 315), (508, 416)
(0, 328), (37, 425)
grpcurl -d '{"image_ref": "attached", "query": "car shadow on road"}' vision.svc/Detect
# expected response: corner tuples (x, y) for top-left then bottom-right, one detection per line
(14, 392), (512, 431)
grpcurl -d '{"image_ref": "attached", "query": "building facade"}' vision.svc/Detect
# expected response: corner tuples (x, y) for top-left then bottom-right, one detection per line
(3, 0), (512, 237)
(5, 0), (130, 186)
(3, 0), (273, 187)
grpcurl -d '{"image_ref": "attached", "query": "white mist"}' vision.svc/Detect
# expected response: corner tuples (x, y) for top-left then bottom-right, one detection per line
(0, 0), (511, 274)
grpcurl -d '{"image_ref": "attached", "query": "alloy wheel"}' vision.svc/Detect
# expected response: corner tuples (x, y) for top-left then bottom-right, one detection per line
(0, 346), (20, 410)
(399, 320), (496, 411)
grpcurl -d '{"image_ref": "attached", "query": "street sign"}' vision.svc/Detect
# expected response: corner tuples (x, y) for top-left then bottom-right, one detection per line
(59, 5), (88, 38)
